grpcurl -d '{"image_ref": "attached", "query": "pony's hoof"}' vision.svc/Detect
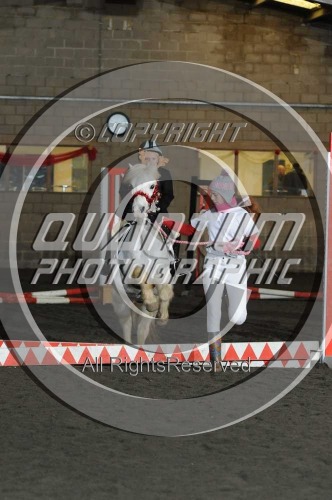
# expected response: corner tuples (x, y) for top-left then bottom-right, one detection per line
(156, 318), (168, 326)
(145, 301), (159, 312)
(156, 312), (169, 326)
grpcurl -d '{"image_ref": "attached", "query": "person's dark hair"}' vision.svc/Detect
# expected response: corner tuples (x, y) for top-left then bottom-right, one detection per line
(244, 196), (261, 221)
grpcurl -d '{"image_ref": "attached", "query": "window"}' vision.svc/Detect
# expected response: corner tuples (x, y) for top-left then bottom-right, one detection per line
(0, 146), (92, 193)
(199, 149), (314, 197)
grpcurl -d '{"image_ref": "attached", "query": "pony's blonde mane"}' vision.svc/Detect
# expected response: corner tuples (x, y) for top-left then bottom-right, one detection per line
(123, 163), (160, 186)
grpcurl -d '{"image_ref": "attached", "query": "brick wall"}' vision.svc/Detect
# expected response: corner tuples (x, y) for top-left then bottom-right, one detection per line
(0, 0), (331, 142)
(0, 0), (330, 271)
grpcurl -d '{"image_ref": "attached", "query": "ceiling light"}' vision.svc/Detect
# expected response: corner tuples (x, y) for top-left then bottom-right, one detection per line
(273, 0), (321, 9)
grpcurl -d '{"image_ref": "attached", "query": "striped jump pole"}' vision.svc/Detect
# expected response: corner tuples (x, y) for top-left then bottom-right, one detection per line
(0, 296), (97, 304)
(28, 286), (99, 297)
(0, 285), (320, 304)
(0, 287), (99, 304)
(0, 286), (98, 299)
(248, 287), (321, 299)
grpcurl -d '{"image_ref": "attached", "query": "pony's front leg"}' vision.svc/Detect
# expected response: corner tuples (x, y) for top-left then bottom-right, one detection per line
(156, 284), (174, 323)
(120, 314), (133, 343)
(141, 283), (159, 312)
(136, 313), (155, 344)
(132, 265), (159, 313)
(111, 285), (133, 343)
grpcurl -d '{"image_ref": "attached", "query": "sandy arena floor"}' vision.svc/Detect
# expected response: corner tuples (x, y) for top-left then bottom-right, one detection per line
(0, 271), (331, 499)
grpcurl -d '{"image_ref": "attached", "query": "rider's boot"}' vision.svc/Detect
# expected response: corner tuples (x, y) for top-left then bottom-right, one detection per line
(209, 333), (222, 373)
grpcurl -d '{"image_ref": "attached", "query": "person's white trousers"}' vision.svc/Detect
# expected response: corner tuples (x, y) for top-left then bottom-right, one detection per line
(203, 256), (247, 334)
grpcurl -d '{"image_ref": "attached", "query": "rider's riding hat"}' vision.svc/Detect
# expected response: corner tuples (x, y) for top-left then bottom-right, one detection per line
(139, 139), (163, 156)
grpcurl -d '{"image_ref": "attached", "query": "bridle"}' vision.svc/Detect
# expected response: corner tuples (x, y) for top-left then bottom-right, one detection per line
(130, 183), (212, 247)
(131, 184), (160, 210)
(130, 183), (212, 246)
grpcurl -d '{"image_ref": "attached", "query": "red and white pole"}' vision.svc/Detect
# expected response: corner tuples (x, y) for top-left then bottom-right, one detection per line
(323, 133), (332, 366)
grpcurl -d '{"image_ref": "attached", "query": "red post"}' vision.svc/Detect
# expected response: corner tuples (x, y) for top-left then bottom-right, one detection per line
(324, 133), (332, 364)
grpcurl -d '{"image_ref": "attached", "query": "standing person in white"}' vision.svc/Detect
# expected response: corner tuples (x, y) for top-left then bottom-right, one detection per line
(191, 174), (258, 373)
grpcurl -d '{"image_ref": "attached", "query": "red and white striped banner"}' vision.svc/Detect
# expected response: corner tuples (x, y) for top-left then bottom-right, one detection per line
(0, 340), (321, 368)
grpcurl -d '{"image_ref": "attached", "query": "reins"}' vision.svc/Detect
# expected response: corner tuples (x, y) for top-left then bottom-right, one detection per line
(158, 224), (212, 246)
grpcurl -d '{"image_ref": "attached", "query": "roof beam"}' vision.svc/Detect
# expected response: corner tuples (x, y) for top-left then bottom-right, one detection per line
(306, 6), (332, 20)
(253, 0), (270, 6)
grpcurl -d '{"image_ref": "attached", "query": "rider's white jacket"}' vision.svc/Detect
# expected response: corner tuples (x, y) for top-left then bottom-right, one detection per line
(191, 207), (257, 258)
